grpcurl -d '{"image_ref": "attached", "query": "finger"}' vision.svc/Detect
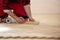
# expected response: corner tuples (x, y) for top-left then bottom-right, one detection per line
(20, 17), (24, 21)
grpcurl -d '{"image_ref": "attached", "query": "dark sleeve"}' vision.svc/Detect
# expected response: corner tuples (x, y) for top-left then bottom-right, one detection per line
(23, 0), (30, 5)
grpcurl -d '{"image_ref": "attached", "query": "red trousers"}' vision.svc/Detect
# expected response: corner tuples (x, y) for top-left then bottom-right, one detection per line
(0, 0), (30, 18)
(0, 0), (8, 18)
(8, 3), (26, 16)
(8, 0), (30, 18)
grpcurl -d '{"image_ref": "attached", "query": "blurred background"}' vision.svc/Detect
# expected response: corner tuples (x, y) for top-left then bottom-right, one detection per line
(31, 0), (60, 14)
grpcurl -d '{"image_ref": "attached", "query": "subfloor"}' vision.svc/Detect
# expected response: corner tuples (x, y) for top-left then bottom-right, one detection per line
(0, 14), (60, 40)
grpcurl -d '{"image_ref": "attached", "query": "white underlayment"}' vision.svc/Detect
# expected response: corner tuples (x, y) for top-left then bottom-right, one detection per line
(0, 25), (12, 32)
(0, 25), (48, 37)
(0, 24), (60, 38)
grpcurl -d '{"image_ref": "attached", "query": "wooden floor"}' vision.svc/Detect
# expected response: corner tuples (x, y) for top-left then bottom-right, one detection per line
(0, 14), (60, 40)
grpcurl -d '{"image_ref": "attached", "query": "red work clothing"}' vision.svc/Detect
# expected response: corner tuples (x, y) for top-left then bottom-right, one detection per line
(0, 0), (30, 19)
(0, 0), (8, 18)
(8, 0), (30, 18)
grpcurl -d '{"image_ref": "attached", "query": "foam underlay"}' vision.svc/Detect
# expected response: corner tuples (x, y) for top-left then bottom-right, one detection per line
(0, 24), (60, 39)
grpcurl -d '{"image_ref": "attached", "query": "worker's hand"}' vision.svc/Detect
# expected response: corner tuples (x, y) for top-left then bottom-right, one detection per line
(29, 17), (35, 22)
(3, 10), (13, 14)
(15, 17), (25, 23)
